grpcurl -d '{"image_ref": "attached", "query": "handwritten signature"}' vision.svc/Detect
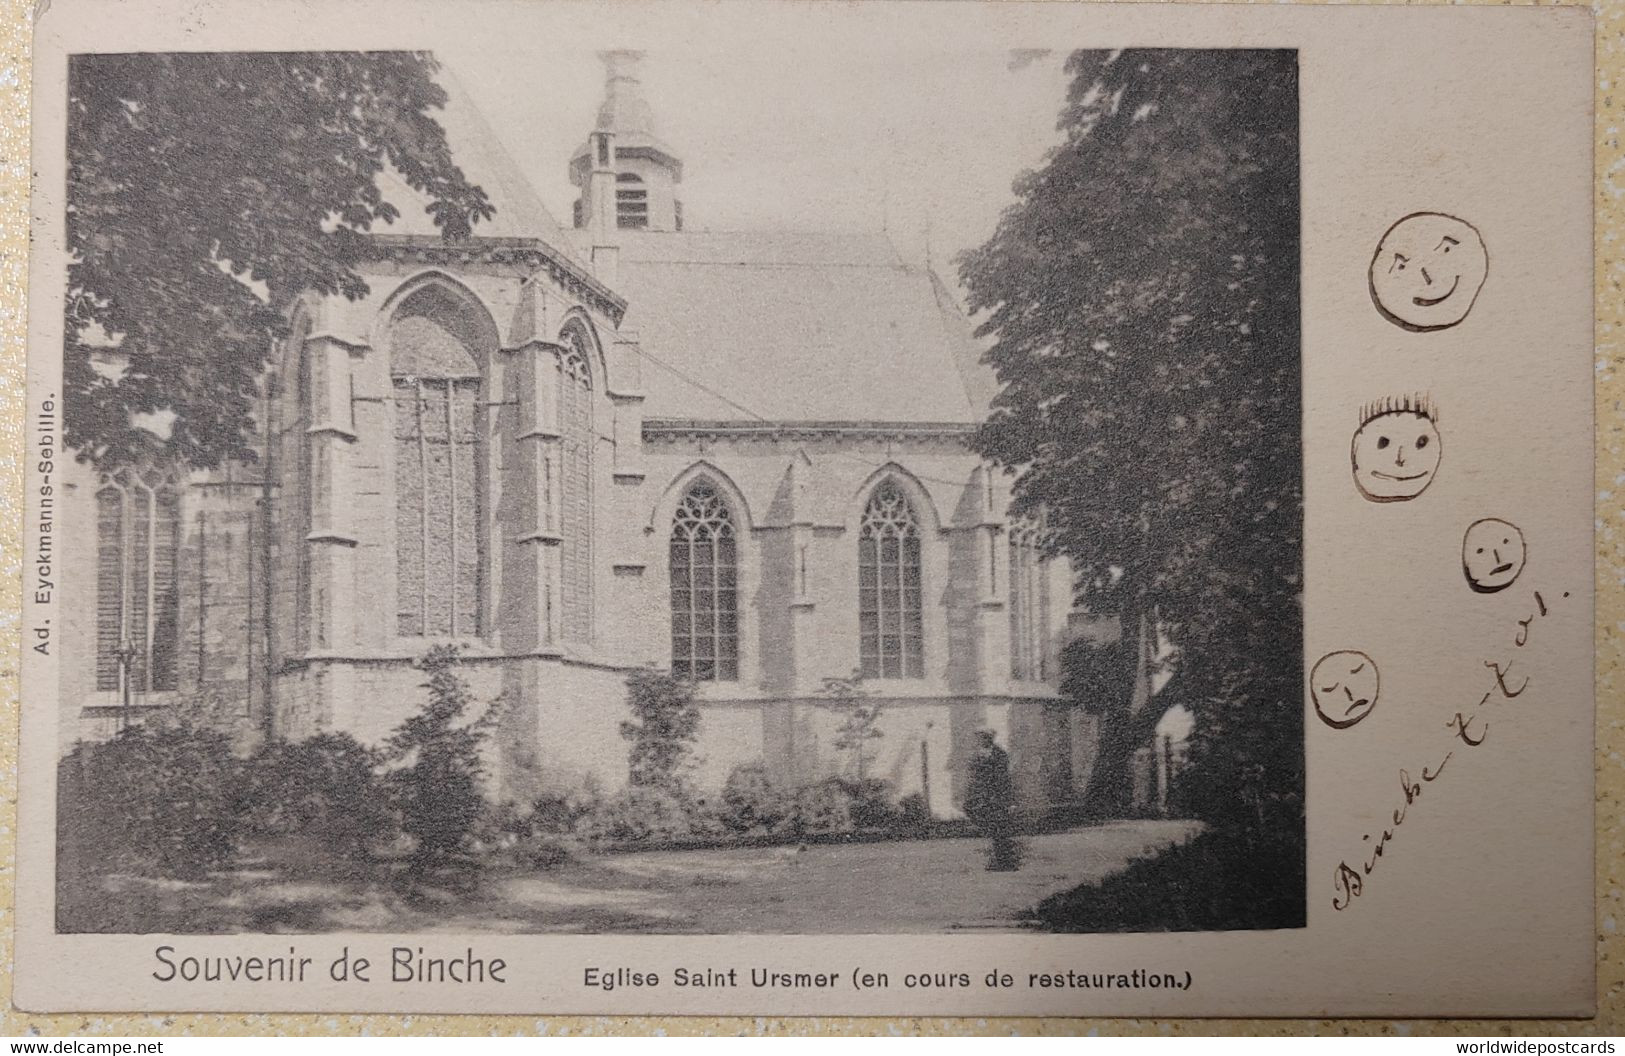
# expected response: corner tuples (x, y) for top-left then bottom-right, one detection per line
(1331, 588), (1568, 911)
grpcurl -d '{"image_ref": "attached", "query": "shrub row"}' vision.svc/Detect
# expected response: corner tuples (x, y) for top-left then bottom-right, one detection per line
(61, 646), (495, 883)
(717, 764), (930, 841)
(479, 764), (935, 856)
(60, 663), (942, 881)
(58, 724), (398, 880)
(59, 729), (941, 884)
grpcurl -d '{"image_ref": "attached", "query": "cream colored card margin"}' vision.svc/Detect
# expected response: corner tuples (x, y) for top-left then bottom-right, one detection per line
(0, 0), (1613, 1036)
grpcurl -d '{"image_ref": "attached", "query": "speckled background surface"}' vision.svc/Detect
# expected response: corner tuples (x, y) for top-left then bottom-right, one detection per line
(0, 0), (1616, 1037)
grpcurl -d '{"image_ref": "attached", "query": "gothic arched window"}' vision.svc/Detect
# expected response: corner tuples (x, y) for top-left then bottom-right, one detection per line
(1008, 525), (1051, 681)
(858, 480), (923, 679)
(96, 468), (181, 695)
(559, 325), (595, 643)
(288, 322), (314, 652)
(669, 479), (738, 681)
(389, 285), (488, 638)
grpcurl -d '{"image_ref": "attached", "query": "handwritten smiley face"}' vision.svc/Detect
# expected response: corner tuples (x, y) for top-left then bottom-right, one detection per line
(1351, 397), (1441, 502)
(1311, 651), (1380, 730)
(1368, 212), (1488, 332)
(1462, 518), (1527, 594)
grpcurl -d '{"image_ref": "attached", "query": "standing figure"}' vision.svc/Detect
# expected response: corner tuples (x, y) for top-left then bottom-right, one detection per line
(964, 729), (1020, 871)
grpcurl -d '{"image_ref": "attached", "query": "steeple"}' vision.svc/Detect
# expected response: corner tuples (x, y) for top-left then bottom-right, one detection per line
(571, 51), (684, 239)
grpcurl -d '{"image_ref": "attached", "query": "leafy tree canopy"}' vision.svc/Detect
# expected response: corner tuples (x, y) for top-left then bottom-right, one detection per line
(66, 51), (494, 468)
(958, 49), (1302, 822)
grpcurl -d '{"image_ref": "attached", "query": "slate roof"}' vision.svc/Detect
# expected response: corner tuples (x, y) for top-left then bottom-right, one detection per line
(610, 230), (997, 424)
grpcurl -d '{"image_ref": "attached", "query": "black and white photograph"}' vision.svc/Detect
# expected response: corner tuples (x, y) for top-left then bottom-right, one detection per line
(48, 41), (1306, 938)
(13, 0), (1605, 1026)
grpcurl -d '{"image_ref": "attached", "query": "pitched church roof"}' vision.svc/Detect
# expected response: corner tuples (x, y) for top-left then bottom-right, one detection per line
(612, 230), (996, 424)
(373, 69), (582, 261)
(375, 57), (998, 426)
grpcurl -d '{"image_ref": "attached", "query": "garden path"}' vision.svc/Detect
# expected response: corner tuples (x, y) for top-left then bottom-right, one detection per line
(439, 820), (1205, 934)
(66, 820), (1204, 934)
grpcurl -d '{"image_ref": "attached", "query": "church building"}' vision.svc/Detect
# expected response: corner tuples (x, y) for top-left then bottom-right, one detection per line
(58, 53), (1122, 816)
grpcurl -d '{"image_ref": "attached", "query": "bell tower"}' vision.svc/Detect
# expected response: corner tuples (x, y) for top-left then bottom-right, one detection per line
(570, 50), (685, 244)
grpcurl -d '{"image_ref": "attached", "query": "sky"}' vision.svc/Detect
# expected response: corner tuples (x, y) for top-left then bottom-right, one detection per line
(436, 44), (1075, 291)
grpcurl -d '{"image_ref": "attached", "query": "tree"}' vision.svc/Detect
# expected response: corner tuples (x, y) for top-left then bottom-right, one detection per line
(386, 646), (493, 870)
(824, 674), (883, 781)
(958, 50), (1302, 831)
(621, 670), (701, 791)
(66, 52), (494, 469)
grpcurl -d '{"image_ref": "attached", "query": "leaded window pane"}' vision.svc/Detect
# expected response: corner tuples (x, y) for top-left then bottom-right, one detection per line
(150, 485), (180, 691)
(1009, 525), (1051, 682)
(95, 469), (181, 695)
(95, 486), (124, 691)
(669, 479), (739, 682)
(291, 336), (314, 654)
(858, 480), (923, 679)
(392, 294), (485, 639)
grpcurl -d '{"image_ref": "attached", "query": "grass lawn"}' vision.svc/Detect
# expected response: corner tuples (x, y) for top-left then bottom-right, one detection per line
(59, 819), (1203, 935)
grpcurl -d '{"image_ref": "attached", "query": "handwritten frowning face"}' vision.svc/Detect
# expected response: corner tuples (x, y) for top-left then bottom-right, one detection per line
(1310, 650), (1380, 730)
(1462, 518), (1527, 594)
(1368, 213), (1488, 332)
(1351, 409), (1442, 502)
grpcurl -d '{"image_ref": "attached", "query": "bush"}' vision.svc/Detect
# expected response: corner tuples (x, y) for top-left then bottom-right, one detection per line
(467, 795), (591, 871)
(832, 776), (897, 831)
(705, 767), (912, 842)
(558, 765), (917, 850)
(527, 787), (599, 835)
(469, 799), (530, 851)
(575, 785), (717, 847)
(385, 646), (494, 869)
(721, 767), (904, 839)
(894, 792), (933, 835)
(793, 779), (854, 836)
(515, 831), (582, 870)
(58, 723), (244, 879)
(621, 670), (700, 791)
(245, 733), (394, 865)
(719, 764), (797, 836)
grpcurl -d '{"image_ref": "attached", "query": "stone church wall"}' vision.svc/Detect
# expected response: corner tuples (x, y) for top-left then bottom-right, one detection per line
(58, 460), (271, 752)
(55, 252), (1098, 820)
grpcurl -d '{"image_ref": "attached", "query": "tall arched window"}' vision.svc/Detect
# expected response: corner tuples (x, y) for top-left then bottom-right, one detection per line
(858, 480), (923, 679)
(389, 285), (488, 638)
(669, 479), (738, 681)
(559, 324), (595, 643)
(96, 468), (180, 694)
(288, 322), (314, 652)
(1008, 525), (1051, 681)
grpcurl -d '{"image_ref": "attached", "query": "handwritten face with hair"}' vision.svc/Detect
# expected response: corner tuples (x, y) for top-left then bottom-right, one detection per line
(1351, 398), (1442, 502)
(1368, 212), (1488, 331)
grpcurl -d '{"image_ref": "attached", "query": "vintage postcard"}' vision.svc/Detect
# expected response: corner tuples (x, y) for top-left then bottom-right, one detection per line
(17, 0), (1594, 1018)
